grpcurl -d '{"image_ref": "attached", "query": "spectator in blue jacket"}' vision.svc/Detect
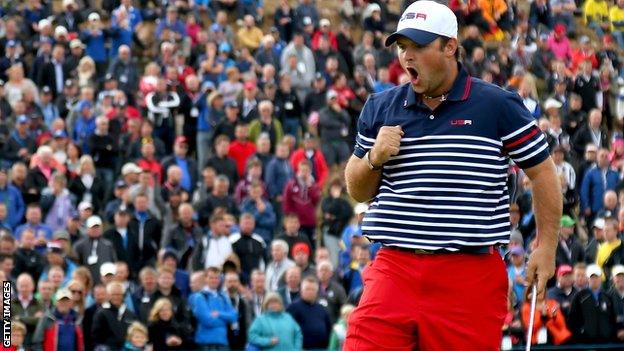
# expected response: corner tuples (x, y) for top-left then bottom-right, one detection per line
(248, 292), (302, 350)
(581, 148), (619, 224)
(286, 276), (332, 350)
(81, 13), (114, 74)
(72, 100), (97, 154)
(155, 6), (186, 42)
(189, 266), (238, 350)
(0, 167), (25, 230)
(240, 181), (276, 243)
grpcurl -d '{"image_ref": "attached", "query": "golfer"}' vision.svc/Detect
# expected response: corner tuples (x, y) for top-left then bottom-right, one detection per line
(343, 1), (561, 350)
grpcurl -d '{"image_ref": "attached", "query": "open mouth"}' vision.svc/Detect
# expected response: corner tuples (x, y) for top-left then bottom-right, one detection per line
(406, 67), (419, 85)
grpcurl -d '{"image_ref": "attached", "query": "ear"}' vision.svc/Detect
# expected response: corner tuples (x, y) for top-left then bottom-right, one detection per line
(445, 38), (458, 58)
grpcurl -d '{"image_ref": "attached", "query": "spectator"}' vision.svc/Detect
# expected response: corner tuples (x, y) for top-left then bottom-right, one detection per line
(318, 90), (351, 169)
(228, 123), (257, 178)
(528, 0), (553, 32)
(206, 135), (239, 190)
(32, 288), (83, 351)
(191, 213), (233, 271)
(234, 158), (266, 205)
(248, 100), (284, 149)
(128, 192), (163, 272)
(240, 180), (277, 243)
(14, 204), (53, 246)
(198, 174), (239, 226)
(608, 265), (624, 326)
(73, 215), (117, 283)
(149, 266), (190, 328)
(223, 271), (251, 349)
(278, 265), (302, 307)
(548, 264), (578, 318)
(289, 134), (328, 189)
(287, 276), (332, 349)
(11, 273), (44, 349)
(0, 166), (25, 230)
(599, 218), (623, 274)
(568, 264), (624, 343)
(265, 239), (295, 292)
(133, 267), (159, 323)
(69, 155), (106, 214)
(124, 322), (149, 350)
(521, 294), (572, 345)
(13, 228), (45, 281)
(275, 214), (312, 259)
(316, 260), (347, 323)
(189, 266), (238, 349)
(283, 159), (321, 246)
(508, 246), (528, 306)
(237, 15), (264, 52)
(248, 292), (303, 350)
(581, 148), (618, 224)
(584, 0), (610, 38)
(147, 298), (186, 351)
(556, 215), (585, 267)
(328, 304), (355, 351)
(40, 172), (75, 232)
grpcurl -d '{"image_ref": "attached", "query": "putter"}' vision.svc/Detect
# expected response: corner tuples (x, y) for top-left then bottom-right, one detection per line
(525, 284), (537, 351)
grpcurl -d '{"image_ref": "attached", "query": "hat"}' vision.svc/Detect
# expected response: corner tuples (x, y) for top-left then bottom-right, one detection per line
(320, 18), (331, 27)
(100, 262), (117, 276)
(53, 130), (68, 139)
(54, 26), (68, 38)
(579, 35), (590, 44)
(586, 264), (603, 278)
(104, 73), (115, 81)
(47, 240), (64, 253)
(270, 26), (279, 33)
(554, 23), (566, 35)
(69, 39), (85, 49)
(17, 115), (28, 124)
(326, 89), (338, 101)
(41, 86), (52, 94)
(6, 40), (17, 48)
(510, 246), (525, 256)
(62, 0), (75, 7)
(0, 79), (4, 87)
(292, 242), (311, 256)
(611, 264), (624, 278)
(121, 162), (142, 176)
(39, 37), (53, 45)
(303, 16), (313, 26)
(88, 12), (100, 22)
(175, 135), (188, 145)
(315, 72), (325, 81)
(56, 288), (72, 301)
(560, 215), (575, 227)
(64, 79), (74, 88)
(162, 249), (178, 262)
(593, 217), (605, 229)
(556, 264), (573, 278)
(218, 41), (231, 53)
(86, 215), (102, 228)
(114, 179), (128, 189)
(78, 201), (93, 212)
(354, 203), (369, 215)
(539, 33), (549, 42)
(244, 80), (256, 90)
(385, 0), (457, 47)
(210, 23), (222, 33)
(166, 5), (177, 12)
(53, 230), (70, 241)
(544, 98), (562, 110)
(226, 100), (239, 109)
(76, 100), (92, 111)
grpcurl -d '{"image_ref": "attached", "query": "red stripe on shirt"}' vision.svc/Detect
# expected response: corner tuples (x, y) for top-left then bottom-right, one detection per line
(505, 127), (539, 149)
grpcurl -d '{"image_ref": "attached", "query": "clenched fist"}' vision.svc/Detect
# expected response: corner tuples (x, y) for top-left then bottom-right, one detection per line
(369, 125), (404, 167)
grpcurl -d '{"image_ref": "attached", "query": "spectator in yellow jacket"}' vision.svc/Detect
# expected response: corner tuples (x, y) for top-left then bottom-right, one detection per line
(610, 0), (624, 47)
(478, 0), (511, 31)
(584, 0), (610, 38)
(237, 15), (264, 52)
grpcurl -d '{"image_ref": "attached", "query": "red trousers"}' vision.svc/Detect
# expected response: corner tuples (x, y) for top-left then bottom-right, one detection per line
(344, 248), (508, 350)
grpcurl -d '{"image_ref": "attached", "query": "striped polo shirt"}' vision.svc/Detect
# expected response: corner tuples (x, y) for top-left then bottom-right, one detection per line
(353, 65), (549, 251)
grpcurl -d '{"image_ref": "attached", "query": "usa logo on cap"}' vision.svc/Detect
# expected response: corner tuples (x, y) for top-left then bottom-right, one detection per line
(386, 0), (458, 47)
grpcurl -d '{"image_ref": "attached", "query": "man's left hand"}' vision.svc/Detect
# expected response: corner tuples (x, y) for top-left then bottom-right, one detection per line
(525, 245), (556, 301)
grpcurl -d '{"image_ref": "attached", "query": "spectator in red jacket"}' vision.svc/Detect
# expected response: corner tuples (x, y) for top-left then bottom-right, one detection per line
(290, 134), (329, 189)
(228, 123), (257, 178)
(283, 159), (321, 248)
(311, 18), (338, 51)
(136, 139), (164, 184)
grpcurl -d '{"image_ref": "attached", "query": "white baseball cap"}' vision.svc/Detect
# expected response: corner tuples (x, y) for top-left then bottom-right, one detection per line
(86, 215), (102, 228)
(612, 264), (624, 278)
(385, 0), (457, 47)
(586, 264), (603, 278)
(100, 262), (117, 276)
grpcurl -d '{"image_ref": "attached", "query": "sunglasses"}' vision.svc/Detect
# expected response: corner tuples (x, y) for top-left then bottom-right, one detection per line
(70, 290), (83, 294)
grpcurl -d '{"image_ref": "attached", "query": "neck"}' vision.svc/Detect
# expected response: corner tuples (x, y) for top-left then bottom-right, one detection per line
(423, 62), (458, 102)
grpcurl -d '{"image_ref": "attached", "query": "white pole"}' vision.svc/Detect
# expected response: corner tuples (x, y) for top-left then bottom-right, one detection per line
(525, 284), (537, 351)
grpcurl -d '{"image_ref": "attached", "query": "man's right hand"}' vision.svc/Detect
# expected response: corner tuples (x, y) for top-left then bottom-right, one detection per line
(369, 125), (404, 167)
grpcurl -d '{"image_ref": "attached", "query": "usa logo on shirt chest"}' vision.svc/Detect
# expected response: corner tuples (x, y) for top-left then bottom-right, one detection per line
(450, 119), (472, 126)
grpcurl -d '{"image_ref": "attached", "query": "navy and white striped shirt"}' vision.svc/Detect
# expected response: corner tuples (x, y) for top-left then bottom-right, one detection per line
(353, 65), (549, 251)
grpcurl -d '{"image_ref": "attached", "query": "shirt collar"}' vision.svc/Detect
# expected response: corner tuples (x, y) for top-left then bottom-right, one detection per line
(404, 63), (472, 109)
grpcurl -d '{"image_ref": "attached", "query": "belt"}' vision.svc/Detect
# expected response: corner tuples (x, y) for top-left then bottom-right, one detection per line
(384, 245), (496, 255)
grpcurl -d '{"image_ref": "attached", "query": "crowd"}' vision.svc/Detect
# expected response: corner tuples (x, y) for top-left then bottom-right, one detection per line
(0, 0), (624, 350)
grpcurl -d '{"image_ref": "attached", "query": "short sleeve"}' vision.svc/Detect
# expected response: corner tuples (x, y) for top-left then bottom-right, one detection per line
(499, 92), (550, 169)
(353, 96), (377, 158)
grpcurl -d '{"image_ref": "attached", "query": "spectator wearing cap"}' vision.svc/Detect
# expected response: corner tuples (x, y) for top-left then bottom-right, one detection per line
(318, 90), (351, 169)
(213, 101), (240, 145)
(584, 0), (610, 38)
(73, 216), (117, 283)
(3, 114), (36, 166)
(56, 0), (82, 34)
(72, 99), (96, 153)
(38, 85), (60, 126)
(570, 36), (599, 74)
(556, 215), (585, 267)
(581, 148), (618, 224)
(92, 281), (138, 349)
(0, 167), (24, 230)
(292, 242), (314, 277)
(607, 264), (624, 325)
(32, 288), (83, 351)
(81, 12), (115, 74)
(569, 264), (624, 342)
(311, 18), (337, 51)
(0, 42), (26, 83)
(303, 72), (328, 119)
(293, 0), (319, 32)
(55, 79), (79, 120)
(547, 264), (577, 318)
(40, 172), (76, 232)
(155, 6), (186, 42)
(289, 134), (329, 189)
(508, 246), (528, 306)
(13, 228), (45, 282)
